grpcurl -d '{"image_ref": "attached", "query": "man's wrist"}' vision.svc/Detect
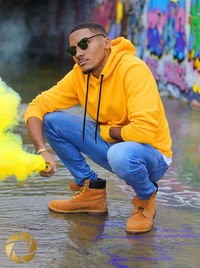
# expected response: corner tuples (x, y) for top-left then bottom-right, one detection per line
(37, 148), (47, 154)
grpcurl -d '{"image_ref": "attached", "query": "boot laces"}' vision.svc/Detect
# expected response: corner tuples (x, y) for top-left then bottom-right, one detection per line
(134, 206), (147, 216)
(72, 185), (87, 199)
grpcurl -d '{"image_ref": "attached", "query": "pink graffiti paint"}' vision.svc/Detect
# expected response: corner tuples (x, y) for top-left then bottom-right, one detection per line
(175, 6), (185, 32)
(147, 10), (168, 30)
(164, 62), (188, 93)
(145, 57), (159, 80)
(92, 0), (112, 29)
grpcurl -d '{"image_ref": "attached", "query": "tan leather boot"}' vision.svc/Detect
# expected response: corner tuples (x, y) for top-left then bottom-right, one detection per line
(49, 179), (108, 215)
(69, 182), (82, 191)
(126, 190), (157, 234)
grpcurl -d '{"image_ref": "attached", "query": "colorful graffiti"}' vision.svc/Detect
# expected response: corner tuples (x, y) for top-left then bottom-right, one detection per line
(144, 0), (200, 104)
(125, 0), (145, 46)
(90, 0), (145, 47)
(164, 61), (188, 93)
(145, 57), (159, 80)
(147, 0), (186, 62)
(91, 0), (123, 40)
(188, 0), (200, 72)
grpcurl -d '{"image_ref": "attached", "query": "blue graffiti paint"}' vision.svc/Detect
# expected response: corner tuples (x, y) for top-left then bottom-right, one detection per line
(163, 3), (176, 54)
(104, 243), (171, 267)
(148, 0), (168, 13)
(147, 0), (186, 61)
(174, 31), (186, 61)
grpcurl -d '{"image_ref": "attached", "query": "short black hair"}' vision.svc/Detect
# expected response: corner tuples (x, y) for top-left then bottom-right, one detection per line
(70, 22), (107, 36)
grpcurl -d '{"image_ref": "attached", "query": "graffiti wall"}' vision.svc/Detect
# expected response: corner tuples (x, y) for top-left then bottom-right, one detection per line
(88, 0), (200, 107)
(84, 0), (145, 57)
(144, 0), (200, 106)
(91, 0), (145, 42)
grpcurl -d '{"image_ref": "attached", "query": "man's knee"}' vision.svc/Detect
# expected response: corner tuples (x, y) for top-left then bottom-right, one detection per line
(43, 111), (68, 131)
(107, 142), (146, 180)
(43, 111), (59, 125)
(107, 143), (131, 178)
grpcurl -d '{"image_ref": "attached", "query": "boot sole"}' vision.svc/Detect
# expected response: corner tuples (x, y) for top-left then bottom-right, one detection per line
(126, 226), (152, 234)
(48, 206), (108, 216)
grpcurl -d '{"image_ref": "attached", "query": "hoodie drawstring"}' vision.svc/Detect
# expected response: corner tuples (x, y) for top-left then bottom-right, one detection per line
(95, 74), (104, 143)
(82, 73), (90, 142)
(82, 73), (104, 144)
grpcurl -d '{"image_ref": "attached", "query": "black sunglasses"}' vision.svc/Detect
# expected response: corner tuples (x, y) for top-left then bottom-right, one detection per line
(67, 33), (106, 57)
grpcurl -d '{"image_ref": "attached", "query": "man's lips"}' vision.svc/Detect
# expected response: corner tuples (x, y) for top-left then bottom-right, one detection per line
(78, 59), (88, 66)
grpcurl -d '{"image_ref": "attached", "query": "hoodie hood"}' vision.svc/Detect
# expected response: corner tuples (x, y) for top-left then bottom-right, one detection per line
(101, 37), (136, 79)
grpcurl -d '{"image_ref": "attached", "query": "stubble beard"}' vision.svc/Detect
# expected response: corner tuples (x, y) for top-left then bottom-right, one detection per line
(82, 68), (94, 74)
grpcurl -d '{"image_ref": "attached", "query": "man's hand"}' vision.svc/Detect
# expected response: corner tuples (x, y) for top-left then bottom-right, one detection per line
(109, 127), (123, 141)
(39, 151), (57, 177)
(26, 117), (57, 177)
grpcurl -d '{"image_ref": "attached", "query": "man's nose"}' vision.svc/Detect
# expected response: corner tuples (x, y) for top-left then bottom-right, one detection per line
(75, 46), (84, 58)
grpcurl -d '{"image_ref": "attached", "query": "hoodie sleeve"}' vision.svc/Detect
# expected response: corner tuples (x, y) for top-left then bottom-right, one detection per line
(24, 70), (79, 123)
(121, 62), (159, 143)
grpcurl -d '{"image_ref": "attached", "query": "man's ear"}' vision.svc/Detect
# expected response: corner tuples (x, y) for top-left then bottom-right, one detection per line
(104, 37), (111, 49)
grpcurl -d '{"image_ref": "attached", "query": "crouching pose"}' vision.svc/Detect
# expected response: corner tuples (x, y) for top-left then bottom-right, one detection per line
(24, 23), (172, 234)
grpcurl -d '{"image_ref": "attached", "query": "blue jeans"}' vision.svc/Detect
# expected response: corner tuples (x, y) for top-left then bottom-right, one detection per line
(43, 111), (168, 199)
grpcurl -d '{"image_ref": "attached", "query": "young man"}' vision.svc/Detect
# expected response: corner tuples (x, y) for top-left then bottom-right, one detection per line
(24, 23), (172, 234)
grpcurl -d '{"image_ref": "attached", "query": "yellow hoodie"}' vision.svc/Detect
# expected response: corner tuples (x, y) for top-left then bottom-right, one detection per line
(24, 37), (172, 157)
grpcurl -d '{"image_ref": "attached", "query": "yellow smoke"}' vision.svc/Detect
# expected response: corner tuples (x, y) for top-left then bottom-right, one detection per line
(0, 78), (46, 181)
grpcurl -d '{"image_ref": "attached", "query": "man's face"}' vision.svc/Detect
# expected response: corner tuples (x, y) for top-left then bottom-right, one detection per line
(69, 28), (110, 76)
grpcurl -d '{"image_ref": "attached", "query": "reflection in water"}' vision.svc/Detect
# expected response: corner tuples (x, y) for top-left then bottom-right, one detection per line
(0, 62), (200, 267)
(49, 211), (107, 246)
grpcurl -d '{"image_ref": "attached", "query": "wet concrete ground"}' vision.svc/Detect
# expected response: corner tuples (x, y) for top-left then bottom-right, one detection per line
(0, 96), (200, 267)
